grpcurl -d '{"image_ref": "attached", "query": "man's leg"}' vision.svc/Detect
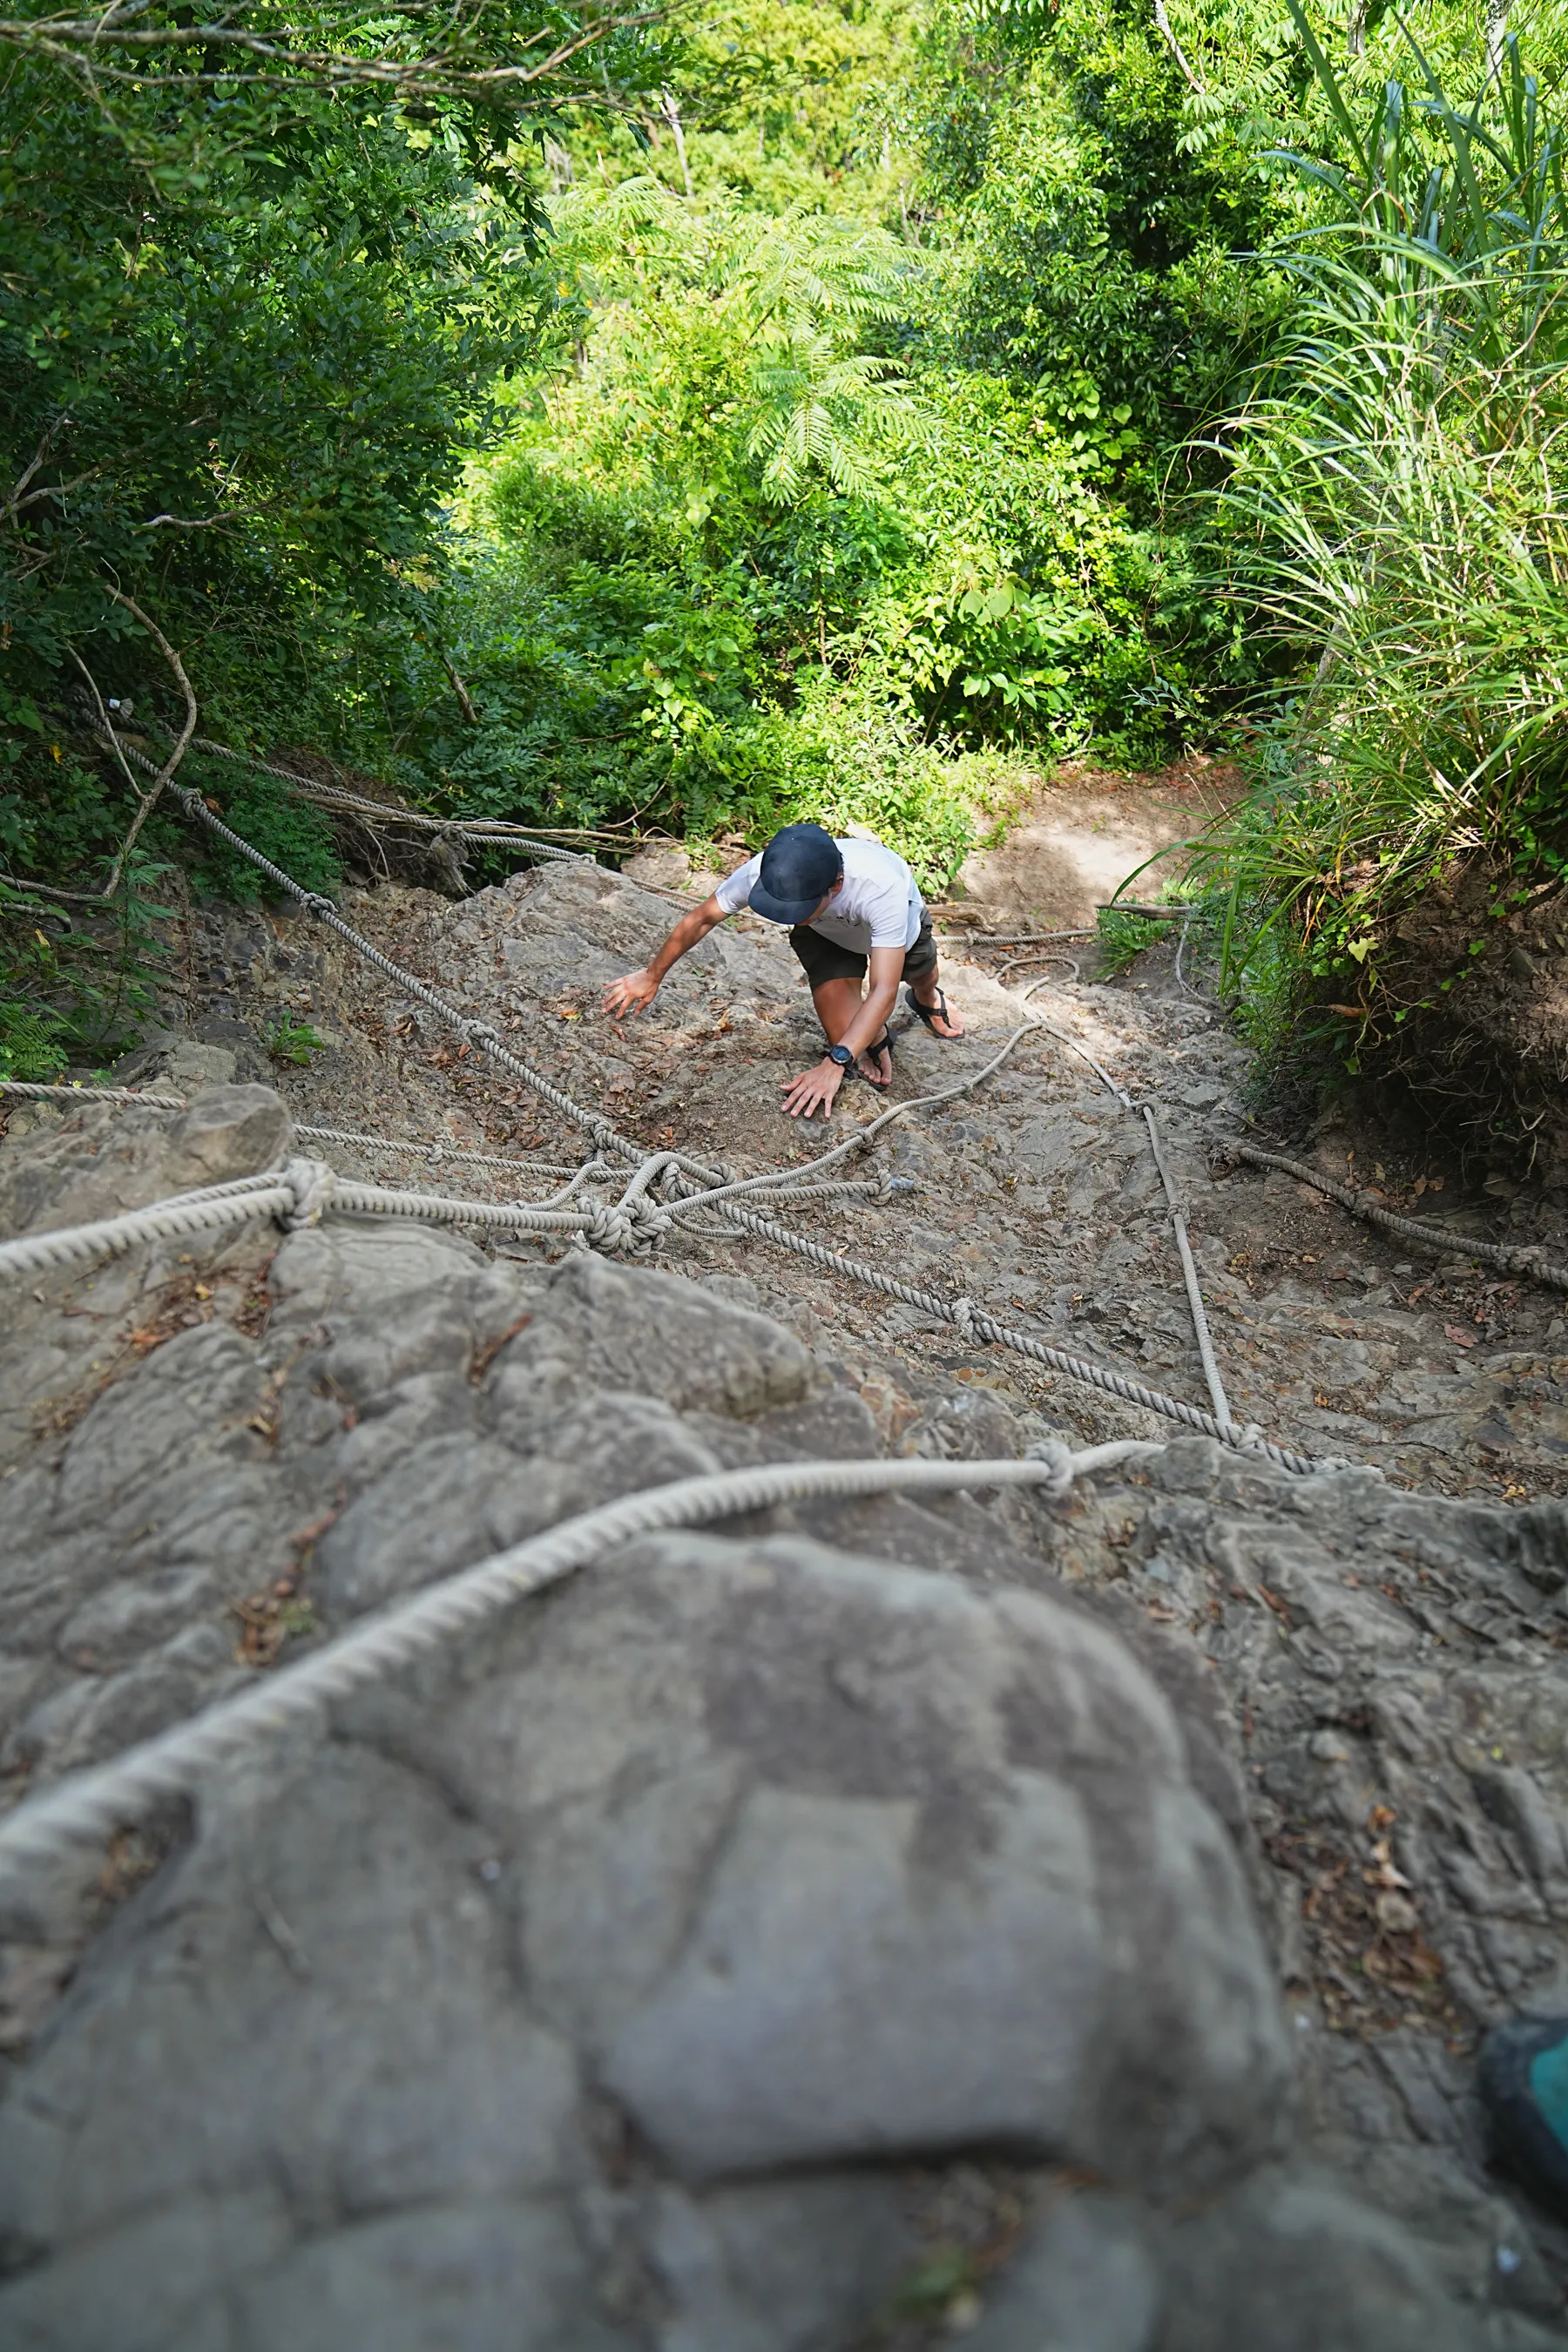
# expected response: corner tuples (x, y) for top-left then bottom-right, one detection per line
(905, 921), (964, 1039)
(810, 976), (892, 1086)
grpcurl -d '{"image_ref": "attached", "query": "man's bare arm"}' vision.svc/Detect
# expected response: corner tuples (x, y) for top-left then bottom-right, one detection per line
(604, 895), (727, 1017)
(780, 946), (906, 1119)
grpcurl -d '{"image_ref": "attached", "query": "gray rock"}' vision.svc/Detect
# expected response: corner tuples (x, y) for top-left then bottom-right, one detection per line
(390, 1530), (1291, 2193)
(0, 1085), (292, 1236)
(645, 2175), (916, 2352)
(1156, 2165), (1477, 2352)
(961, 2190), (1159, 2351)
(0, 1173), (1535, 2347)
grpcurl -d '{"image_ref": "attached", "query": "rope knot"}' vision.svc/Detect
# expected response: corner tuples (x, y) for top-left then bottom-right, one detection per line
(301, 892), (335, 916)
(585, 1198), (672, 1257)
(1024, 1438), (1076, 1500)
(463, 1020), (499, 1047)
(1235, 1423), (1268, 1454)
(949, 1294), (977, 1339)
(281, 1156), (336, 1229)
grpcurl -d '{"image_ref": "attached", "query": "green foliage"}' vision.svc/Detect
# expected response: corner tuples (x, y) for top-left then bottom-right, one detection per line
(184, 769), (342, 906)
(909, 0), (1284, 432)
(265, 1014), (327, 1066)
(17, 0), (1561, 1112)
(0, 868), (173, 1077)
(0, 998), (71, 1083)
(1097, 904), (1169, 974)
(1189, 10), (1568, 1059)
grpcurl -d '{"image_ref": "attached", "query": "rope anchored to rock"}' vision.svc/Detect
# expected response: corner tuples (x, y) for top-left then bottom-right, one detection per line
(0, 1152), (902, 1281)
(4, 754), (1321, 1467)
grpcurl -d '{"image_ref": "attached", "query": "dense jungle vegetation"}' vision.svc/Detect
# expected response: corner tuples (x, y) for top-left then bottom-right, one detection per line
(5, 0), (1568, 1108)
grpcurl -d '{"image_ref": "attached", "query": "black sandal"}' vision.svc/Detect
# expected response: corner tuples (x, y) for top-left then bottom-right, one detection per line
(905, 985), (957, 1036)
(854, 1031), (894, 1088)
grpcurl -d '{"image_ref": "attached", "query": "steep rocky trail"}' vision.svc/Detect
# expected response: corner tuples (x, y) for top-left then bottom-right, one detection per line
(107, 848), (1568, 1501)
(7, 823), (1568, 2343)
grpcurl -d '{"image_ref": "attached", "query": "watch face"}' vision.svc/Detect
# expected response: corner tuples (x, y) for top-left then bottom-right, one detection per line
(828, 1044), (853, 1066)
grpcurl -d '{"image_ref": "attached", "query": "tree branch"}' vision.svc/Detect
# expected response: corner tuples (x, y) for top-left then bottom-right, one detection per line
(440, 649), (479, 723)
(1152, 0), (1205, 94)
(0, 3), (673, 102)
(98, 585), (199, 893)
(131, 510), (245, 533)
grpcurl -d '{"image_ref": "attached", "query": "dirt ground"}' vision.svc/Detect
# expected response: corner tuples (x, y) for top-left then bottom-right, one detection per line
(943, 753), (1240, 931)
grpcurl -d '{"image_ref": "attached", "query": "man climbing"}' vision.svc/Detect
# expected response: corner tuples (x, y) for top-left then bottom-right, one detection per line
(604, 821), (964, 1120)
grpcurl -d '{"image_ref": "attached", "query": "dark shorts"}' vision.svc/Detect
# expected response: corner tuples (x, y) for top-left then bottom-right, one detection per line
(788, 910), (937, 988)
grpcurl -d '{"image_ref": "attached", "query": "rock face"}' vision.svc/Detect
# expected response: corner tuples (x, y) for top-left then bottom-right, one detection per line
(0, 1083), (291, 1236)
(0, 1091), (1565, 2347)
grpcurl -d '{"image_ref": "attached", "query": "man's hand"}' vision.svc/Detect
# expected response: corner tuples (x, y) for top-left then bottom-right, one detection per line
(604, 968), (660, 1018)
(781, 1058), (844, 1121)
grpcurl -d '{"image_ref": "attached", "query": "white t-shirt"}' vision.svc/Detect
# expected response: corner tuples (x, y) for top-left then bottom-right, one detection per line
(714, 835), (923, 953)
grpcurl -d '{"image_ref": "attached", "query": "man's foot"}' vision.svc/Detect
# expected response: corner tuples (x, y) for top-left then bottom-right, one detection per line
(906, 983), (964, 1039)
(855, 1033), (893, 1088)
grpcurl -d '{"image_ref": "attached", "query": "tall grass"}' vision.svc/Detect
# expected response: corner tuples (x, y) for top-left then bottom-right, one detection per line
(1192, 8), (1568, 1048)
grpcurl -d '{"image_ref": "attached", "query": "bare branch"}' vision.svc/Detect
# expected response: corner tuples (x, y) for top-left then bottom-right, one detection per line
(132, 510), (240, 531)
(440, 649), (478, 723)
(67, 645), (176, 902)
(4, 436), (50, 516)
(660, 84), (693, 197)
(98, 585), (199, 892)
(3, 421), (84, 526)
(0, 3), (672, 100)
(1, 877), (109, 904)
(66, 645), (140, 801)
(5, 474), (93, 521)
(1152, 0), (1205, 95)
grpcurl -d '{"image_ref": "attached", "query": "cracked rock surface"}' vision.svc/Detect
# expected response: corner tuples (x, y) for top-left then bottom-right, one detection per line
(9, 834), (1568, 2346)
(0, 1092), (1566, 2345)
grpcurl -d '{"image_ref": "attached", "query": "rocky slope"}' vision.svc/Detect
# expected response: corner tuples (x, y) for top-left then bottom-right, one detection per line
(114, 855), (1568, 1497)
(5, 857), (1568, 2343)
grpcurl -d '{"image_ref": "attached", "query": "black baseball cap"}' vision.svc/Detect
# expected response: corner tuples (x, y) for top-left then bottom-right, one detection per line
(747, 822), (843, 926)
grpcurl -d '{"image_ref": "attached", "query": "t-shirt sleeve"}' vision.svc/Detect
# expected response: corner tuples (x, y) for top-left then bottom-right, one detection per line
(712, 855), (761, 916)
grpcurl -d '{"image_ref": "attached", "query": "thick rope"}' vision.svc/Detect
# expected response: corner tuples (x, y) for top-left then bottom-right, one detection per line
(1008, 982), (1236, 1430)
(698, 1197), (1315, 1475)
(1224, 1141), (1568, 1293)
(1141, 1104), (1233, 1428)
(17, 767), (1305, 1459)
(0, 1443), (1163, 1883)
(93, 727), (659, 1166)
(0, 1179), (299, 1278)
(165, 778), (661, 1167)
(0, 1152), (903, 1283)
(0, 1079), (190, 1111)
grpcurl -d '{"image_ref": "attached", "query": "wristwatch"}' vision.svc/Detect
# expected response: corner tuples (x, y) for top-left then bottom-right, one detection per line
(826, 1044), (854, 1068)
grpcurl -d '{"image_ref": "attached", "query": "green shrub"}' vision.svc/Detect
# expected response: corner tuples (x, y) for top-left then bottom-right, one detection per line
(1189, 11), (1568, 1063)
(1096, 905), (1168, 975)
